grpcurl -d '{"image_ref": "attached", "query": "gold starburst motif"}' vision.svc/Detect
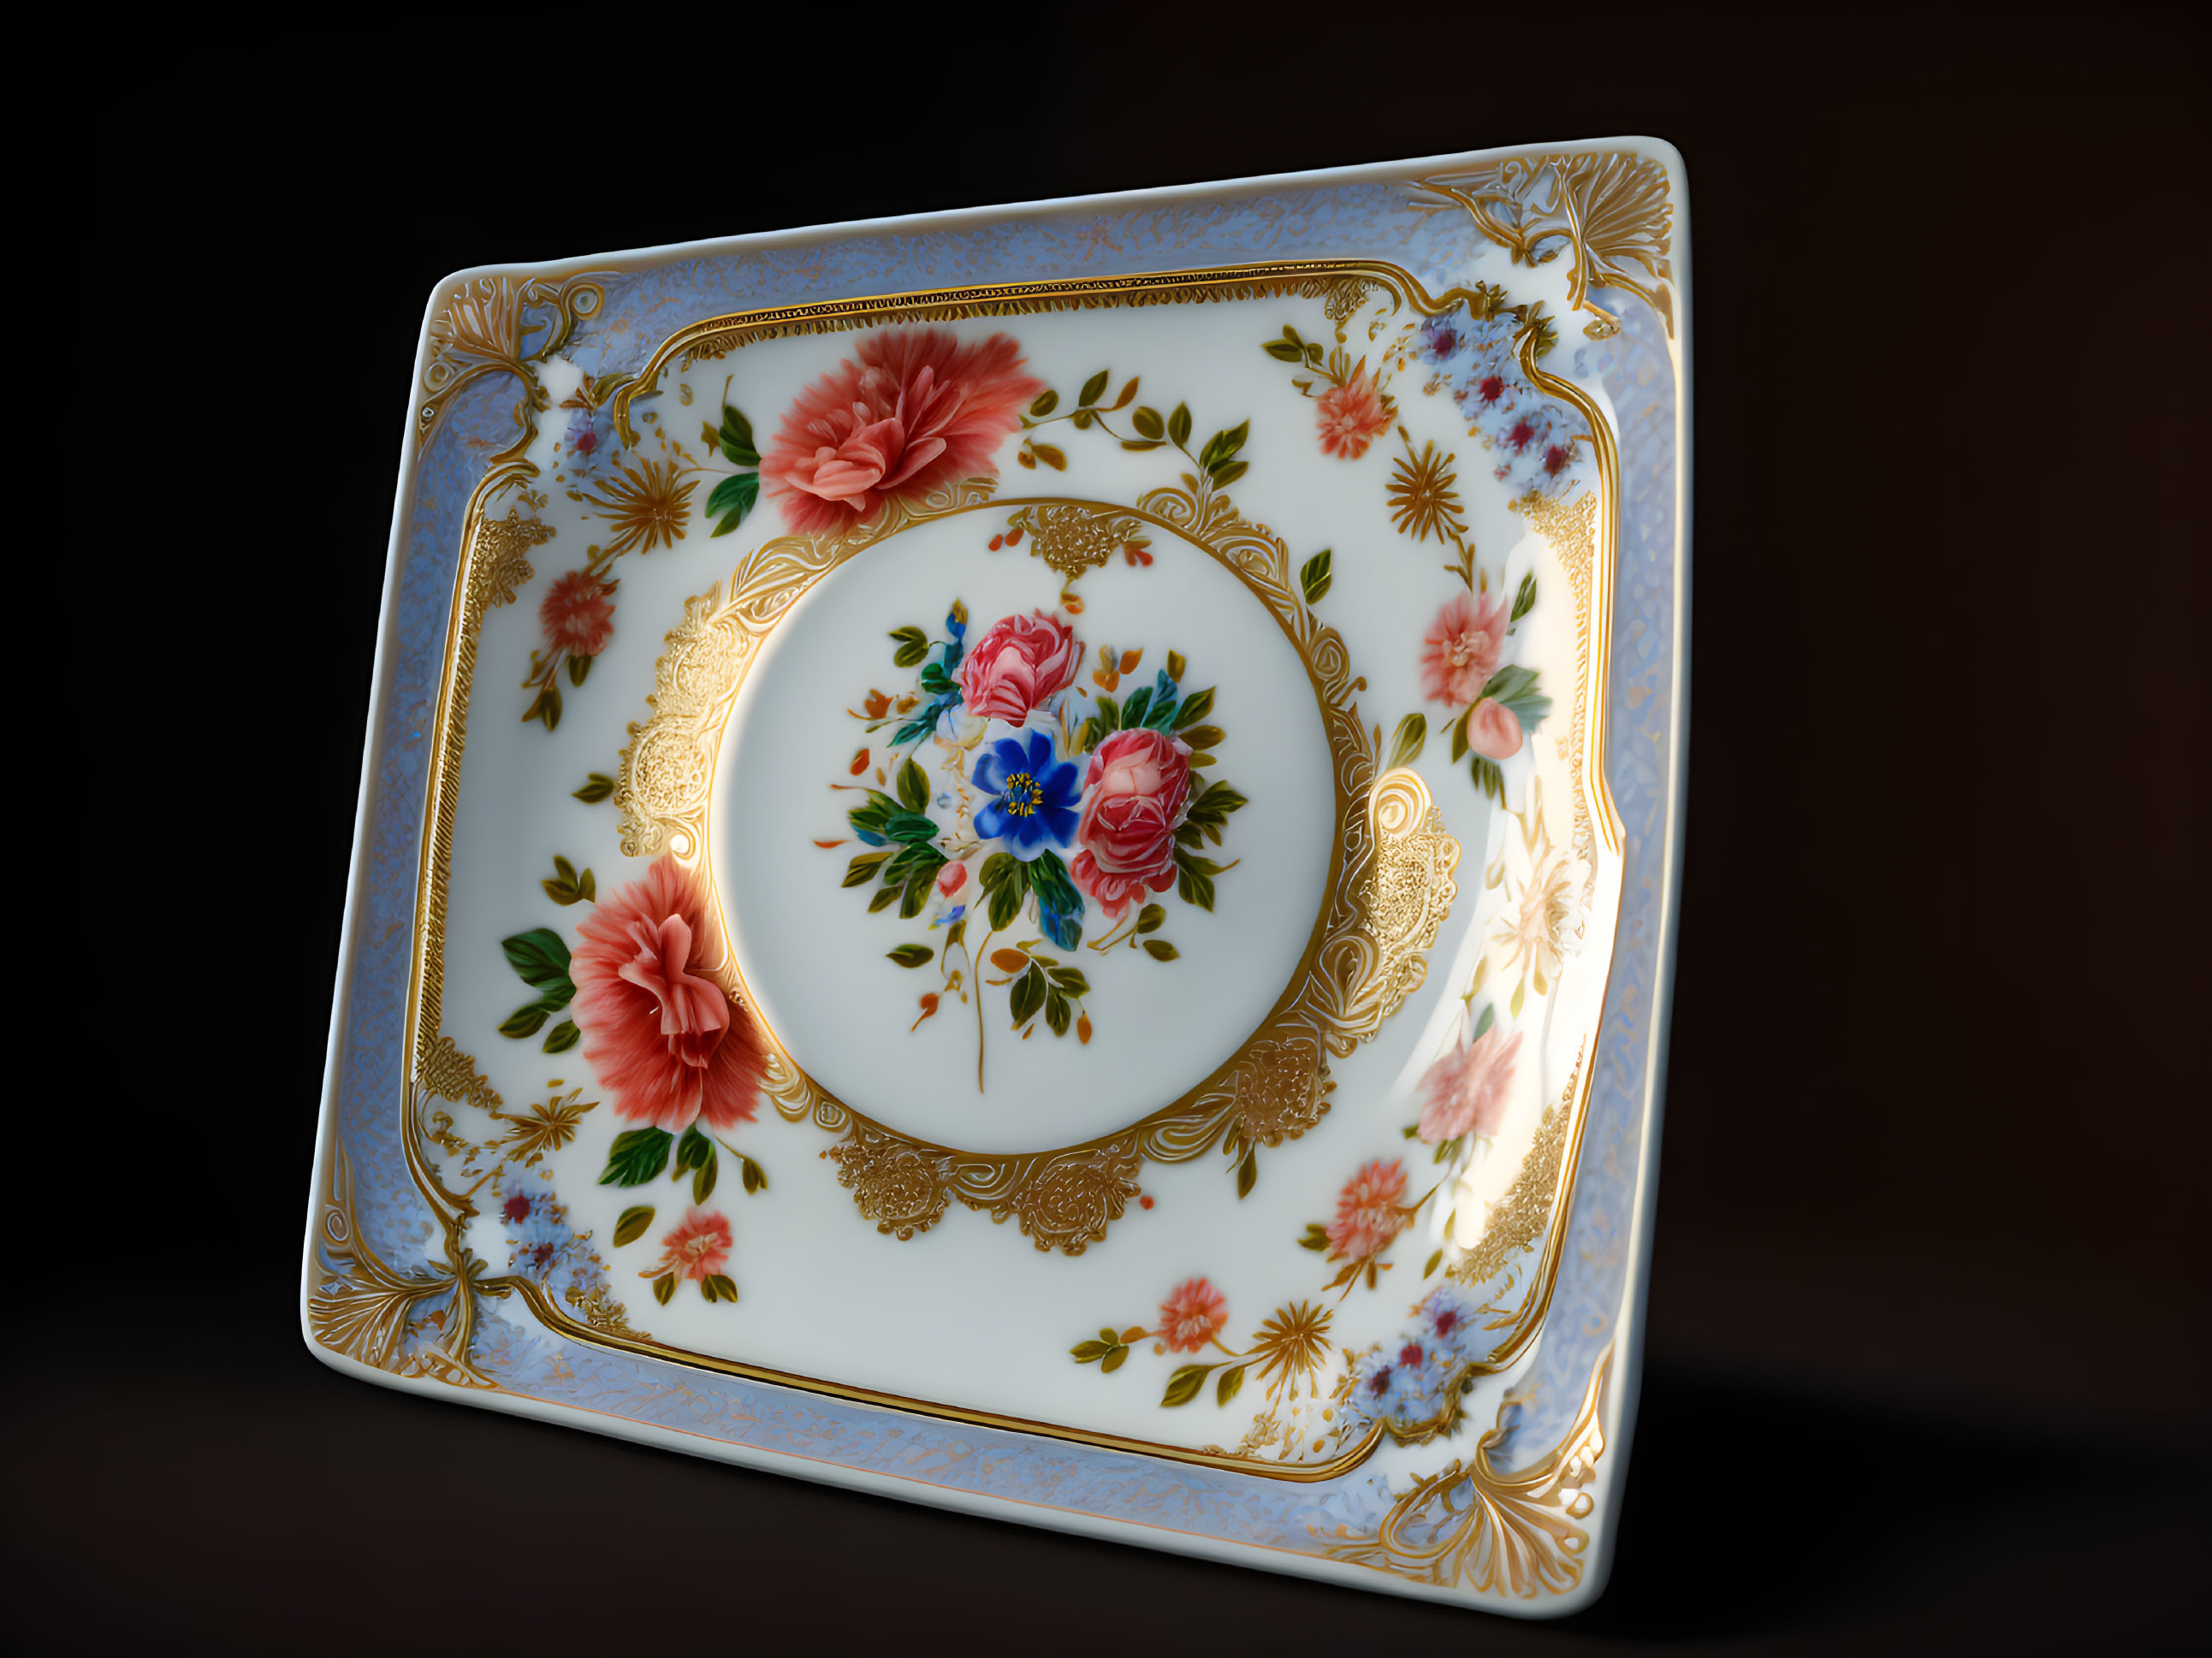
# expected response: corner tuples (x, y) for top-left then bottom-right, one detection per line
(581, 458), (697, 560)
(1387, 431), (1468, 542)
(493, 1087), (596, 1165)
(1251, 1299), (1334, 1391)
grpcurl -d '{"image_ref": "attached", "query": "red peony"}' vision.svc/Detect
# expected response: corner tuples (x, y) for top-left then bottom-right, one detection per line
(1070, 727), (1193, 920)
(1314, 361), (1391, 459)
(957, 609), (1082, 723)
(762, 327), (1042, 534)
(540, 570), (614, 657)
(1156, 1277), (1229, 1353)
(653, 1207), (733, 1282)
(572, 855), (766, 1133)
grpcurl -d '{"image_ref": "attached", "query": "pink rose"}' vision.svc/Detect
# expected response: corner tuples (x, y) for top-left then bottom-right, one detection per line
(956, 610), (1082, 723)
(935, 861), (969, 897)
(1466, 696), (1523, 760)
(762, 328), (1043, 534)
(572, 855), (767, 1133)
(1417, 1024), (1522, 1143)
(1070, 728), (1193, 919)
(1419, 589), (1508, 708)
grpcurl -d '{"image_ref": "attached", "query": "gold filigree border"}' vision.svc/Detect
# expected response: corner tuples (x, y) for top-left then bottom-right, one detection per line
(616, 471), (1459, 1254)
(381, 254), (1631, 1485)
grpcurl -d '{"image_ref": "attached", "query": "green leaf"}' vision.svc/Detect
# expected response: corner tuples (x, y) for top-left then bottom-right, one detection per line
(675, 1126), (713, 1172)
(1471, 753), (1506, 804)
(1211, 459), (1248, 488)
(1299, 548), (1333, 605)
(541, 1019), (580, 1054)
(1121, 686), (1152, 728)
(844, 850), (891, 887)
(704, 1273), (738, 1304)
(719, 405), (758, 465)
(1472, 1003), (1496, 1041)
(1078, 369), (1109, 407)
(572, 773), (616, 803)
(1175, 724), (1225, 754)
(1100, 1344), (1128, 1373)
(882, 810), (940, 844)
(1450, 708), (1472, 762)
(887, 943), (935, 968)
(738, 1153), (767, 1194)
(1298, 1223), (1331, 1252)
(1263, 340), (1304, 362)
(612, 1206), (655, 1247)
(499, 1001), (554, 1039)
(898, 856), (941, 919)
(652, 1271), (676, 1306)
(1510, 569), (1538, 624)
(693, 1153), (718, 1205)
(1030, 442), (1066, 470)
(1161, 1365), (1211, 1407)
(600, 1128), (673, 1187)
(1167, 403), (1192, 447)
(1165, 650), (1187, 684)
(1047, 965), (1090, 995)
(867, 885), (902, 914)
(1142, 939), (1179, 962)
(1070, 1340), (1112, 1363)
(501, 929), (575, 998)
(1045, 990), (1071, 1037)
(1236, 1146), (1257, 1198)
(985, 862), (1029, 929)
(566, 652), (592, 687)
(542, 856), (592, 906)
(1425, 1250), (1444, 1279)
(896, 756), (929, 811)
(706, 470), (760, 532)
(1135, 903), (1166, 935)
(889, 625), (929, 668)
(1174, 850), (1219, 912)
(1029, 390), (1059, 417)
(1009, 963), (1047, 1028)
(1171, 686), (1214, 730)
(1388, 713), (1428, 771)
(1216, 1364), (1247, 1406)
(1131, 406), (1165, 440)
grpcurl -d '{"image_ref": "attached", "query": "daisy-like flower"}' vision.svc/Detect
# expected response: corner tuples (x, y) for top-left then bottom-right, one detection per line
(651, 1207), (733, 1282)
(1387, 436), (1469, 543)
(1156, 1277), (1230, 1353)
(580, 458), (697, 560)
(1416, 1023), (1524, 1144)
(1493, 839), (1590, 1001)
(1249, 1300), (1334, 1394)
(539, 570), (615, 658)
(1325, 1158), (1408, 1260)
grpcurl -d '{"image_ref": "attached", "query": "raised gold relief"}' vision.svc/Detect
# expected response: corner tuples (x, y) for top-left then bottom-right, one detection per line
(418, 272), (612, 456)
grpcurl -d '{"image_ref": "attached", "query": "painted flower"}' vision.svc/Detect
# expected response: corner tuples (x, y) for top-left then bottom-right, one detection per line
(539, 570), (615, 658)
(1419, 589), (1509, 708)
(560, 406), (616, 474)
(1070, 727), (1193, 919)
(956, 609), (1082, 723)
(1156, 1276), (1229, 1354)
(653, 1207), (733, 1282)
(762, 327), (1042, 534)
(1493, 840), (1589, 995)
(970, 729), (1082, 860)
(1466, 696), (1524, 761)
(1417, 1023), (1524, 1143)
(572, 854), (767, 1133)
(1416, 316), (1464, 362)
(935, 861), (970, 897)
(1314, 360), (1391, 459)
(1325, 1158), (1408, 1260)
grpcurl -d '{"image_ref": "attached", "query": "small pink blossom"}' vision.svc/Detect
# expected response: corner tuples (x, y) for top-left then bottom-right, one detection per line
(762, 328), (1042, 534)
(936, 861), (969, 897)
(957, 610), (1082, 723)
(1156, 1277), (1229, 1353)
(1466, 696), (1524, 760)
(1071, 727), (1193, 919)
(540, 570), (614, 657)
(1417, 1024), (1523, 1143)
(1325, 1158), (1408, 1260)
(572, 855), (767, 1134)
(1314, 361), (1391, 459)
(654, 1207), (733, 1282)
(1419, 589), (1509, 708)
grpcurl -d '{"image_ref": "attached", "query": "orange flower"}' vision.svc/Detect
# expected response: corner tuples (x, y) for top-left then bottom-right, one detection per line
(1325, 1158), (1408, 1260)
(1314, 362), (1391, 459)
(653, 1207), (732, 1282)
(1156, 1277), (1229, 1353)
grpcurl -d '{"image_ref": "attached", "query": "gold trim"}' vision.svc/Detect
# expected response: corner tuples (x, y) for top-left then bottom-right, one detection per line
(1325, 1346), (1613, 1595)
(417, 272), (611, 458)
(374, 252), (1631, 1482)
(1414, 151), (1676, 340)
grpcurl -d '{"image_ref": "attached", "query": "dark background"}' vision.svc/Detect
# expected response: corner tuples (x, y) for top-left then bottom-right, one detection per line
(19, 7), (2206, 1653)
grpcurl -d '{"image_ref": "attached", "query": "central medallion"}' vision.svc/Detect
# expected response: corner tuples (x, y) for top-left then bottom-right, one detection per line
(715, 506), (1337, 1153)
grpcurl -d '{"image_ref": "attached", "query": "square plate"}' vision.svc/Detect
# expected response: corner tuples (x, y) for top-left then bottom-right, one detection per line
(300, 138), (1688, 1617)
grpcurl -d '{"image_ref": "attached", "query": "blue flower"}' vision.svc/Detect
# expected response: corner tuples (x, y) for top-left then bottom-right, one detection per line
(970, 729), (1082, 861)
